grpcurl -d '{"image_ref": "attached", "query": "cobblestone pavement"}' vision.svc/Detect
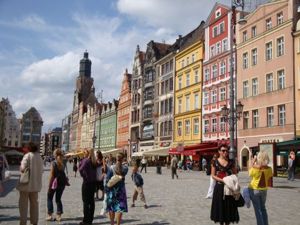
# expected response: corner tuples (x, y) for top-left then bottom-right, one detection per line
(1, 165), (300, 225)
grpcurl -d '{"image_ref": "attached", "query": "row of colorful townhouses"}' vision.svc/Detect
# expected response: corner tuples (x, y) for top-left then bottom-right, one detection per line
(61, 0), (300, 173)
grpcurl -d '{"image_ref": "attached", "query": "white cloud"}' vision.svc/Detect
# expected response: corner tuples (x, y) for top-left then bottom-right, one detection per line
(117, 0), (231, 35)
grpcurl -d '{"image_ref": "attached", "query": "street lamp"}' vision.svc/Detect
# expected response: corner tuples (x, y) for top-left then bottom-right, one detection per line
(92, 134), (97, 150)
(224, 0), (246, 160)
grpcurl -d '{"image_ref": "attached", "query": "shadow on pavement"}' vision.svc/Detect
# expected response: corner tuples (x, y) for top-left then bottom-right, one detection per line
(0, 178), (19, 198)
(136, 221), (170, 225)
(0, 205), (18, 209)
(0, 215), (19, 222)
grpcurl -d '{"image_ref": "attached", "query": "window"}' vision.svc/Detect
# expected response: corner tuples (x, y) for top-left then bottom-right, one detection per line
(212, 64), (218, 78)
(212, 118), (217, 132)
(169, 97), (173, 113)
(243, 52), (248, 69)
(252, 78), (258, 96)
(220, 87), (226, 101)
(216, 42), (221, 55)
(165, 79), (169, 93)
(266, 18), (272, 30)
(170, 77), (173, 91)
(277, 37), (284, 57)
(194, 93), (199, 109)
(278, 104), (286, 126)
(204, 68), (210, 81)
(161, 82), (165, 95)
(218, 117), (225, 132)
(181, 60), (184, 68)
(277, 69), (285, 90)
(178, 76), (182, 89)
(160, 101), (164, 115)
(266, 73), (273, 92)
(277, 12), (283, 25)
(220, 22), (225, 34)
(178, 98), (182, 113)
(251, 26), (257, 38)
(193, 118), (199, 134)
(266, 42), (272, 61)
(185, 120), (190, 135)
(252, 110), (259, 128)
(243, 111), (249, 129)
(243, 31), (247, 42)
(204, 92), (209, 105)
(251, 48), (257, 66)
(220, 61), (226, 75)
(177, 121), (182, 136)
(212, 90), (217, 103)
(186, 74), (190, 86)
(194, 70), (199, 83)
(204, 120), (209, 133)
(267, 107), (274, 127)
(192, 54), (195, 63)
(243, 81), (249, 98)
(213, 26), (218, 37)
(210, 45), (215, 57)
(222, 38), (228, 51)
(185, 95), (190, 111)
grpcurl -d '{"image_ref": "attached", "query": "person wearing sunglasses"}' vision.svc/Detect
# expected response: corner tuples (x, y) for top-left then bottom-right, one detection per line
(210, 144), (239, 225)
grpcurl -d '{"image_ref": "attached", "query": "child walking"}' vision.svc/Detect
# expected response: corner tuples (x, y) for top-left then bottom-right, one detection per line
(131, 166), (147, 209)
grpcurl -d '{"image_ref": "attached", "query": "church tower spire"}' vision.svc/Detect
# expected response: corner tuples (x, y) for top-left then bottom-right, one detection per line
(79, 51), (91, 77)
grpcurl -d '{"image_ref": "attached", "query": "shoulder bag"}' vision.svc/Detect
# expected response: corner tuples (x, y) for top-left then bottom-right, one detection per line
(19, 155), (30, 184)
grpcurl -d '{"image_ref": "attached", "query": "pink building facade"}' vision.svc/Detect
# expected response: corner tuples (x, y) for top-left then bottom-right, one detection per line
(236, 0), (295, 169)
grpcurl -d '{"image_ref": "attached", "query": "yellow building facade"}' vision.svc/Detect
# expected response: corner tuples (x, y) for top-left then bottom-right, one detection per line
(295, 19), (300, 138)
(173, 23), (205, 148)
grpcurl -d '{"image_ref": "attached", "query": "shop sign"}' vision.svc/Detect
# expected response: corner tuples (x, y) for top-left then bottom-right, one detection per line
(259, 137), (283, 144)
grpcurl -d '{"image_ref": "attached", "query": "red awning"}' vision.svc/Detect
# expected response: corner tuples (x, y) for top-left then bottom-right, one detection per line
(169, 142), (219, 156)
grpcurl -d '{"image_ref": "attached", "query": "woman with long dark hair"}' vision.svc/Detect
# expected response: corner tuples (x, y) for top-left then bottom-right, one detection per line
(46, 149), (67, 222)
(210, 144), (239, 225)
(79, 148), (97, 225)
(105, 153), (128, 225)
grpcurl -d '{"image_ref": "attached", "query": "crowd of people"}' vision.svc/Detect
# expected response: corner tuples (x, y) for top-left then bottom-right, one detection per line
(1, 141), (297, 225)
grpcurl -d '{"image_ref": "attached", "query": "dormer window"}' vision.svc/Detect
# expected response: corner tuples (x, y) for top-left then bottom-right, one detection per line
(266, 18), (272, 30)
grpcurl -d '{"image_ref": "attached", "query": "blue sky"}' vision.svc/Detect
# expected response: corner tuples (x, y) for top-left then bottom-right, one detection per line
(0, 0), (239, 132)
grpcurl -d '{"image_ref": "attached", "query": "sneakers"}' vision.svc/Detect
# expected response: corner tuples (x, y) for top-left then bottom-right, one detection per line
(45, 214), (53, 221)
(144, 205), (148, 209)
(131, 203), (135, 207)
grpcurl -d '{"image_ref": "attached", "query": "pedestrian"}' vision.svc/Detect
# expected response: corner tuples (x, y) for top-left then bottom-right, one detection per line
(202, 157), (207, 172)
(16, 142), (44, 225)
(73, 157), (78, 177)
(287, 150), (296, 181)
(248, 151), (273, 225)
(210, 144), (239, 225)
(131, 165), (148, 209)
(46, 149), (68, 222)
(0, 152), (9, 194)
(140, 156), (147, 173)
(79, 148), (97, 225)
(105, 153), (128, 225)
(95, 150), (104, 200)
(205, 154), (218, 199)
(171, 155), (178, 179)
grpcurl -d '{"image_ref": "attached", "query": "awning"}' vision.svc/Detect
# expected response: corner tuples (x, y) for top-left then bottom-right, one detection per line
(169, 142), (219, 156)
(276, 139), (300, 147)
(132, 151), (144, 157)
(4, 150), (24, 156)
(142, 147), (169, 156)
(102, 148), (123, 156)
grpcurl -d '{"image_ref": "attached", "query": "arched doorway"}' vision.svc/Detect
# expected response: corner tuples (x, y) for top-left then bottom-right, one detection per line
(239, 145), (251, 171)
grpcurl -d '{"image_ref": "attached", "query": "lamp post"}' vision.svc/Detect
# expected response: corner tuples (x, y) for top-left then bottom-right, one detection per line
(222, 0), (246, 160)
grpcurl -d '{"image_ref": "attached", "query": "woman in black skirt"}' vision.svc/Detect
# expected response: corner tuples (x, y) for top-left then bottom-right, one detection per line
(210, 144), (239, 225)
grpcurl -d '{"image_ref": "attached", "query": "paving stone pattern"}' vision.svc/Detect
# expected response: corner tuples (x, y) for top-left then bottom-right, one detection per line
(1, 164), (300, 225)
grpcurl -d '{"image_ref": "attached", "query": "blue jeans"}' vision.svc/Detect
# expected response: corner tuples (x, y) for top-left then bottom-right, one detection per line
(288, 169), (295, 180)
(249, 189), (268, 225)
(47, 186), (65, 214)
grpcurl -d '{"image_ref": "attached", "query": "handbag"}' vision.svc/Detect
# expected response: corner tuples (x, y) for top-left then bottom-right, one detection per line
(236, 194), (245, 207)
(19, 156), (30, 184)
(51, 177), (58, 190)
(107, 175), (123, 188)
